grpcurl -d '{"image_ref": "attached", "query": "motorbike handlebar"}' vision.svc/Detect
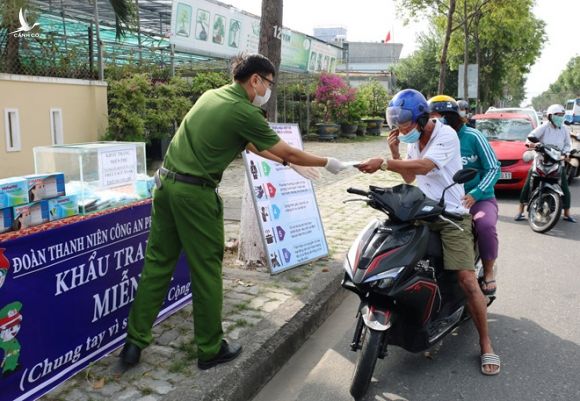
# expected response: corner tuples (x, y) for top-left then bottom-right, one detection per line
(346, 187), (370, 197)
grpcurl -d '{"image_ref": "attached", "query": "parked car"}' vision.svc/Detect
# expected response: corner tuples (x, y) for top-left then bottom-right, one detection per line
(472, 112), (535, 190)
(486, 106), (540, 128)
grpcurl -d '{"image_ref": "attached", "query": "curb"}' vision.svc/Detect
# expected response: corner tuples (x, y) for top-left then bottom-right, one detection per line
(164, 262), (348, 401)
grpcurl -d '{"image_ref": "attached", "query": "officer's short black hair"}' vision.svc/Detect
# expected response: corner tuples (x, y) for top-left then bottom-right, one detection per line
(231, 53), (276, 82)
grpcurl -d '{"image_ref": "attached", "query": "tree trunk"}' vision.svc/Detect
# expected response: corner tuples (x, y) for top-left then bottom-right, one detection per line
(474, 14), (481, 112)
(438, 0), (456, 93)
(238, 0), (283, 268)
(258, 0), (283, 121)
(463, 0), (469, 100)
(238, 175), (267, 267)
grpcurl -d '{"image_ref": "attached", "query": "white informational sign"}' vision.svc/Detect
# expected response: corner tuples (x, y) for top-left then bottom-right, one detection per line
(242, 124), (329, 274)
(458, 63), (479, 99)
(170, 0), (340, 73)
(98, 146), (138, 188)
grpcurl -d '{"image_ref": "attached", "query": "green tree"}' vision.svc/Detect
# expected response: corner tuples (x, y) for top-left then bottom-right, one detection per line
(393, 32), (457, 98)
(357, 79), (390, 118)
(532, 56), (580, 110)
(396, 0), (457, 93)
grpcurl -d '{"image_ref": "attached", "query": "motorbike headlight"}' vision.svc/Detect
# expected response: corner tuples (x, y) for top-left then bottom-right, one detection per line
(364, 266), (405, 286)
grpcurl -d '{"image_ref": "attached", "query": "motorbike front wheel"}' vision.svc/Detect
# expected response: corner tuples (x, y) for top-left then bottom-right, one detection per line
(528, 190), (562, 233)
(350, 327), (384, 400)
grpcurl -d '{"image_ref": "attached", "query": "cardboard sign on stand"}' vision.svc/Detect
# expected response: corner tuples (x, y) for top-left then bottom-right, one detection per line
(242, 124), (329, 274)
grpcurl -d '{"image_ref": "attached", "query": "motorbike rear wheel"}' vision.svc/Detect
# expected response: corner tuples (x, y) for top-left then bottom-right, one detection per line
(528, 190), (562, 233)
(350, 327), (384, 400)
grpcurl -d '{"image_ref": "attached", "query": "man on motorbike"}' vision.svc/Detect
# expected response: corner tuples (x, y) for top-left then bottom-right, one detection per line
(428, 95), (501, 296)
(357, 89), (500, 375)
(515, 104), (575, 222)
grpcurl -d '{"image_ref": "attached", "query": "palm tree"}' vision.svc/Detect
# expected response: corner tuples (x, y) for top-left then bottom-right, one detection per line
(107, 0), (133, 40)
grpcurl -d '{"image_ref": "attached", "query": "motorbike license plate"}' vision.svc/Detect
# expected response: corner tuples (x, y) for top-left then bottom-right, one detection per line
(500, 172), (512, 180)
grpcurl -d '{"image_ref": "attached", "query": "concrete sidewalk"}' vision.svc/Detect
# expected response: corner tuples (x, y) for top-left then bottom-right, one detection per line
(41, 138), (404, 401)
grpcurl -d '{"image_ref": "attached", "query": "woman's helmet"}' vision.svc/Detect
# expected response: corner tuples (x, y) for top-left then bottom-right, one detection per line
(457, 99), (469, 111)
(386, 89), (429, 128)
(546, 104), (565, 116)
(428, 95), (459, 115)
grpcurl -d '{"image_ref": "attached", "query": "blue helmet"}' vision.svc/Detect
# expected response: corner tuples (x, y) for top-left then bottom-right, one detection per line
(386, 89), (429, 128)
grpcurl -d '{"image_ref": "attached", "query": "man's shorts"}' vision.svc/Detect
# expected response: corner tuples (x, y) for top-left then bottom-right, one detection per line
(428, 214), (475, 271)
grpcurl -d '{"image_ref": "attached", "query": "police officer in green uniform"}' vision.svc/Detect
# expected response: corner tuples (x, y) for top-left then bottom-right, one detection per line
(121, 54), (349, 370)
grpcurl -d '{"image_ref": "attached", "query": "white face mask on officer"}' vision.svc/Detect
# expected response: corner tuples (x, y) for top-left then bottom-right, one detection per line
(252, 76), (272, 107)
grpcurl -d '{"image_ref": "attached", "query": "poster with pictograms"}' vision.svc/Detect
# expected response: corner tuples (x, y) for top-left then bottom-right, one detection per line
(242, 123), (329, 274)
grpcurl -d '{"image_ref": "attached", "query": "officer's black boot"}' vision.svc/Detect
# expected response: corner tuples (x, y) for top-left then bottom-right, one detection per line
(120, 342), (141, 366)
(197, 340), (242, 370)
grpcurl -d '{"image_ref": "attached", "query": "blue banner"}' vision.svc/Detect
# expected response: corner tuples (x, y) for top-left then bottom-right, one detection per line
(0, 202), (192, 401)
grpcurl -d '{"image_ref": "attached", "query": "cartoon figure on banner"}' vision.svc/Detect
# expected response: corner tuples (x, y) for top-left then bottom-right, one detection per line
(0, 302), (23, 376)
(250, 160), (259, 180)
(260, 207), (269, 222)
(270, 253), (281, 268)
(254, 185), (265, 199)
(0, 249), (8, 289)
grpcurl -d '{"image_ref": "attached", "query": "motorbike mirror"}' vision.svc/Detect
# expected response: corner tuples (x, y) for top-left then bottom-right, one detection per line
(452, 168), (478, 184)
(527, 135), (540, 144)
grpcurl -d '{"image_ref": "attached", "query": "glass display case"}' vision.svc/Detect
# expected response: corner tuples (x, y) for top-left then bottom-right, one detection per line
(33, 142), (149, 214)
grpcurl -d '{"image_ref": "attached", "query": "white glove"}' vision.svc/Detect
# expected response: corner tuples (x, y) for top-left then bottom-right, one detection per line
(325, 157), (349, 174)
(289, 164), (321, 180)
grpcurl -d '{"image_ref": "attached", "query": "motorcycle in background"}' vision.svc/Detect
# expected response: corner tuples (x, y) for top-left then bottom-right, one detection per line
(341, 168), (491, 400)
(525, 136), (565, 233)
(565, 148), (580, 184)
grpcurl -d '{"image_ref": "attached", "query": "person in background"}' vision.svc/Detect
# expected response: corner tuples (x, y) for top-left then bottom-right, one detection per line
(121, 53), (351, 371)
(515, 103), (575, 223)
(428, 95), (501, 296)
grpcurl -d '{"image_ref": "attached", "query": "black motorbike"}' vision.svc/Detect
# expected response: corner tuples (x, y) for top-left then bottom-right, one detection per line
(565, 148), (580, 184)
(525, 136), (565, 233)
(341, 168), (489, 400)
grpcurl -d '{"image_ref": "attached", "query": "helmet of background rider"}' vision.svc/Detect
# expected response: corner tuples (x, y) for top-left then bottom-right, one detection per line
(386, 89), (430, 129)
(427, 95), (459, 116)
(457, 99), (470, 118)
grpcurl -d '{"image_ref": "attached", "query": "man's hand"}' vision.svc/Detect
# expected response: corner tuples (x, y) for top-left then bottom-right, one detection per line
(357, 157), (384, 174)
(290, 164), (321, 180)
(388, 129), (401, 159)
(462, 194), (476, 209)
(325, 158), (349, 174)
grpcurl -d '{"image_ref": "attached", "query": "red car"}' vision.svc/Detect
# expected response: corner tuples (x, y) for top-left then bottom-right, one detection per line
(471, 113), (535, 191)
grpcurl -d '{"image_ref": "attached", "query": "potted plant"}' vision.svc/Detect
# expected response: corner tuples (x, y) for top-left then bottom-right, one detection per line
(338, 92), (368, 138)
(314, 73), (350, 140)
(359, 79), (390, 135)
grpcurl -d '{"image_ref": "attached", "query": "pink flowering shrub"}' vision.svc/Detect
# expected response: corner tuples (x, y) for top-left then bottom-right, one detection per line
(314, 73), (356, 122)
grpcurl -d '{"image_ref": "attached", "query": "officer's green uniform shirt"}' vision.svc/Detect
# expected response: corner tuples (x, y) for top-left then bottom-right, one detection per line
(163, 82), (281, 185)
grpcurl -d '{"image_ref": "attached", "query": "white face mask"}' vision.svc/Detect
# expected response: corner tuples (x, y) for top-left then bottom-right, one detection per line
(458, 110), (467, 118)
(252, 77), (272, 107)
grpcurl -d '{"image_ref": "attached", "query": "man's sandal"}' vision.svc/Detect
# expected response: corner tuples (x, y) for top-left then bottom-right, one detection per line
(481, 353), (501, 376)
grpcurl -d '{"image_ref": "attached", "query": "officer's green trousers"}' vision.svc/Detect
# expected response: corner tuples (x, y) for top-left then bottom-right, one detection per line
(127, 177), (224, 361)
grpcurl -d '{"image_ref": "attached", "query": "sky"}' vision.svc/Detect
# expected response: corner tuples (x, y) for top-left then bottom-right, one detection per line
(224, 0), (579, 105)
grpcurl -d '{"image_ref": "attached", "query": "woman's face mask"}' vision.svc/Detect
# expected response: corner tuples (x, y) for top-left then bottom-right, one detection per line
(551, 114), (564, 128)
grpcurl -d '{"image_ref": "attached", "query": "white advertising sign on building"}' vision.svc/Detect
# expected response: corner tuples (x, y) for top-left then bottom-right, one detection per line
(170, 0), (340, 73)
(242, 124), (329, 274)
